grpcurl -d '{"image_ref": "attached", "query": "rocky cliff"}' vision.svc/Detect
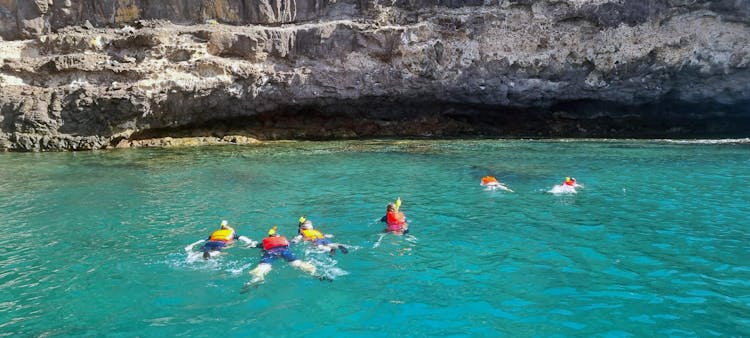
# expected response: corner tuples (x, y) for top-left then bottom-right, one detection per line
(1, 0), (749, 151)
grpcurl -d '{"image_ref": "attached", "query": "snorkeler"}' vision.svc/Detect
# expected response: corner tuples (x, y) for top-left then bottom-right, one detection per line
(380, 197), (409, 235)
(292, 217), (349, 255)
(480, 176), (514, 192)
(248, 226), (319, 283)
(195, 220), (257, 260)
(563, 177), (584, 188)
(548, 177), (584, 194)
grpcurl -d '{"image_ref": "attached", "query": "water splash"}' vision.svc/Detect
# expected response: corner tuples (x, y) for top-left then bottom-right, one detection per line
(302, 246), (350, 280)
(547, 184), (577, 195)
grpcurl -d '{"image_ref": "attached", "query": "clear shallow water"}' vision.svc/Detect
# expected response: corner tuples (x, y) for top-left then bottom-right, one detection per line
(1, 139), (749, 337)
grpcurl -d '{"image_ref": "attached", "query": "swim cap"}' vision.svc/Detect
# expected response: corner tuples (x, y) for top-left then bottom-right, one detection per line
(268, 226), (278, 236)
(565, 177), (571, 182)
(298, 216), (306, 224)
(220, 220), (229, 228)
(300, 220), (313, 230)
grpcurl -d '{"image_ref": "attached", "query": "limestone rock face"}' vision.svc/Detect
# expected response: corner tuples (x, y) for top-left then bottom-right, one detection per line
(0, 0), (749, 150)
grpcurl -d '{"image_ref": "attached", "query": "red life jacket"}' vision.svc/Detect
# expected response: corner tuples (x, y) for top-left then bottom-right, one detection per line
(386, 211), (406, 232)
(262, 236), (290, 250)
(387, 211), (405, 225)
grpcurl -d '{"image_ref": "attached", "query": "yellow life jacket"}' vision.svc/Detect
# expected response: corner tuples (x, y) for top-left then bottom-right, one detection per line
(209, 229), (234, 242)
(301, 229), (325, 240)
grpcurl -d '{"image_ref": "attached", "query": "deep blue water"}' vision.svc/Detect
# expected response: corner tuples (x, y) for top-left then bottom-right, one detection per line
(1, 139), (749, 337)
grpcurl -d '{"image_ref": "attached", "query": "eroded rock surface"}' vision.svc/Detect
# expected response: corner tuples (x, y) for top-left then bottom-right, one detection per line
(1, 0), (749, 150)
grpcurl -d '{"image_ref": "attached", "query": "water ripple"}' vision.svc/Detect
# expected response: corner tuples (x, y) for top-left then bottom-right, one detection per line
(1, 140), (749, 337)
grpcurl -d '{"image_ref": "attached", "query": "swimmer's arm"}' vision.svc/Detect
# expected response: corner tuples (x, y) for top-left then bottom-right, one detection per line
(238, 236), (258, 247)
(185, 239), (205, 252)
(246, 241), (263, 248)
(380, 215), (387, 222)
(324, 234), (333, 238)
(291, 235), (303, 243)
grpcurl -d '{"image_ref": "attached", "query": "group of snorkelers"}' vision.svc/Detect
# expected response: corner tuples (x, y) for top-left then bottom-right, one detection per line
(192, 198), (409, 283)
(481, 176), (584, 193)
(192, 176), (578, 283)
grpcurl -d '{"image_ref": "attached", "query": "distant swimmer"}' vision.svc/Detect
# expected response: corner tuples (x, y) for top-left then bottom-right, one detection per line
(292, 217), (349, 255)
(380, 197), (409, 235)
(194, 220), (257, 260)
(248, 226), (320, 283)
(481, 176), (514, 192)
(563, 177), (584, 188)
(548, 177), (584, 194)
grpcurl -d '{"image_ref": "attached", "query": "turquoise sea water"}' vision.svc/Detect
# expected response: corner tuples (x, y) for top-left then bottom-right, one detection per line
(1, 139), (749, 337)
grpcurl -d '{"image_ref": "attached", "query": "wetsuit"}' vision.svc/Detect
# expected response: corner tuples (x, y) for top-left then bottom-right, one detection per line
(260, 236), (297, 264)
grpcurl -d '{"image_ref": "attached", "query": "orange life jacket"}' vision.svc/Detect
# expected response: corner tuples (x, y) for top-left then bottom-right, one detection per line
(209, 229), (234, 242)
(262, 236), (290, 250)
(482, 176), (498, 185)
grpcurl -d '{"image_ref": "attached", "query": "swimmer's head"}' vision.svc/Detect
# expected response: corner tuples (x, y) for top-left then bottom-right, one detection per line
(565, 177), (571, 183)
(300, 220), (313, 230)
(386, 203), (396, 212)
(220, 220), (229, 228)
(268, 226), (278, 236)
